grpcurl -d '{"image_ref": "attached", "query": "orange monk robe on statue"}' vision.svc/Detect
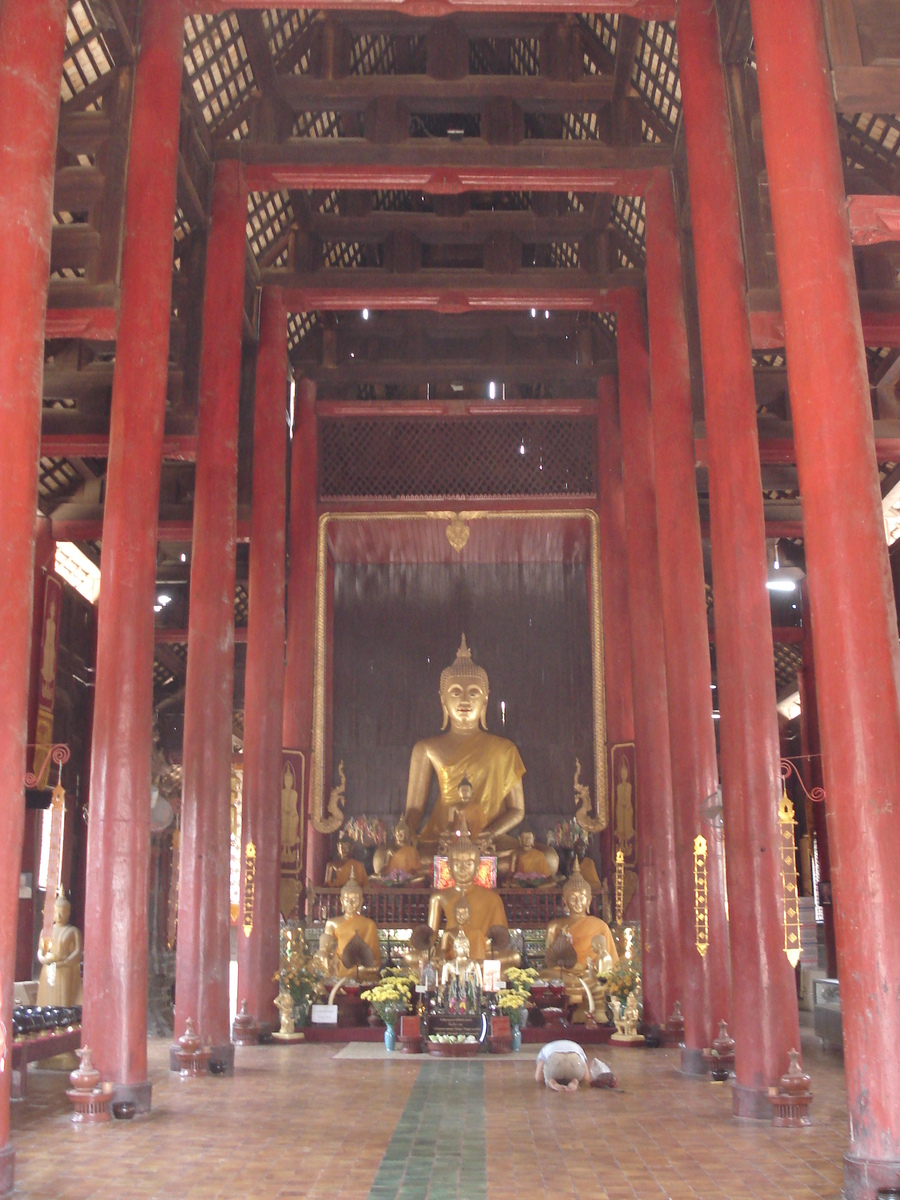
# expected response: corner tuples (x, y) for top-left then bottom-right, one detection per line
(565, 915), (618, 968)
(386, 844), (422, 875)
(434, 882), (508, 941)
(515, 847), (554, 877)
(418, 731), (526, 841)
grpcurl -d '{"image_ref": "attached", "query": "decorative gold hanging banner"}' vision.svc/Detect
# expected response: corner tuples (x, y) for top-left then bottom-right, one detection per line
(40, 780), (67, 942)
(614, 849), (625, 925)
(242, 841), (257, 937)
(693, 834), (709, 958)
(778, 791), (802, 967)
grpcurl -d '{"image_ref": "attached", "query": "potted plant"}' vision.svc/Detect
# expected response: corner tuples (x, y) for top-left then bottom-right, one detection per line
(360, 971), (416, 1049)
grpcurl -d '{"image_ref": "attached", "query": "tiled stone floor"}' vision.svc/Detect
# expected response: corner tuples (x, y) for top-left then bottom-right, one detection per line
(10, 1026), (847, 1200)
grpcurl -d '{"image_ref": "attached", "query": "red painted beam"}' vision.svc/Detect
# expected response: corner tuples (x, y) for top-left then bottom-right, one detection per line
(848, 194), (900, 246)
(751, 307), (900, 348)
(45, 307), (117, 341)
(246, 162), (658, 195)
(282, 284), (620, 313)
(41, 432), (197, 460)
(51, 518), (251, 543)
(700, 519), (803, 539)
(185, 0), (676, 19)
(709, 626), (803, 645)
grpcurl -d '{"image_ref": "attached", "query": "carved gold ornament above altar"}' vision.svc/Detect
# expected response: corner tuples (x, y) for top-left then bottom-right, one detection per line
(778, 792), (802, 968)
(310, 510), (608, 835)
(445, 514), (470, 553)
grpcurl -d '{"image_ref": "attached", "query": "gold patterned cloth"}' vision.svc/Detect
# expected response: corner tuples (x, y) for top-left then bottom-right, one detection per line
(419, 731), (526, 840)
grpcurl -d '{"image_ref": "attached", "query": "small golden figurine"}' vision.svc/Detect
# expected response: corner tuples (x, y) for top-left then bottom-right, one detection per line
(272, 988), (305, 1042)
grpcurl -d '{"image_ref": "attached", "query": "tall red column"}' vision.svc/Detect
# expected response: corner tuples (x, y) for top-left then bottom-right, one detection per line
(751, 0), (900, 1187)
(677, 0), (799, 1117)
(0, 2), (66, 1190)
(596, 376), (636, 901)
(81, 0), (184, 1114)
(174, 160), (248, 1070)
(645, 173), (731, 1071)
(596, 377), (636, 753)
(616, 291), (681, 1028)
(237, 288), (288, 1031)
(282, 378), (324, 891)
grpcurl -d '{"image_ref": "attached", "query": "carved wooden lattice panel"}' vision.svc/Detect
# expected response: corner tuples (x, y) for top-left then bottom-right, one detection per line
(319, 416), (597, 500)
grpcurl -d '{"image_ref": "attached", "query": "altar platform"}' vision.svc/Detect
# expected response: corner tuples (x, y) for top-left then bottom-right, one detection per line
(301, 1023), (614, 1046)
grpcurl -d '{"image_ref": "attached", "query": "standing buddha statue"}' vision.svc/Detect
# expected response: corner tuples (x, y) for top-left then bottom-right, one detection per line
(404, 635), (526, 847)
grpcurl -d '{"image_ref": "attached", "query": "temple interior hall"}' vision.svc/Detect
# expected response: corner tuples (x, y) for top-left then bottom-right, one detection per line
(2, 1), (900, 1198)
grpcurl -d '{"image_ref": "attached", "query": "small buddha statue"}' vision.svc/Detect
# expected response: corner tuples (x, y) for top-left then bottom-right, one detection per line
(427, 819), (520, 968)
(374, 817), (428, 883)
(37, 891), (83, 1007)
(324, 836), (368, 888)
(546, 863), (618, 969)
(438, 898), (488, 963)
(318, 877), (381, 980)
(404, 635), (526, 848)
(440, 923), (483, 1007)
(512, 830), (554, 879)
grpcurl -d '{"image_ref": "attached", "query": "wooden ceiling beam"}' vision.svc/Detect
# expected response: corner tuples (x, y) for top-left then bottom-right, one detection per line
(276, 72), (616, 114)
(265, 267), (638, 311)
(749, 288), (900, 348)
(220, 138), (670, 194)
(306, 209), (599, 243)
(292, 359), (615, 387)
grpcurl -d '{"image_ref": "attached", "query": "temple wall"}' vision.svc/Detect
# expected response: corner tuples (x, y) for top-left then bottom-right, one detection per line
(331, 561), (594, 842)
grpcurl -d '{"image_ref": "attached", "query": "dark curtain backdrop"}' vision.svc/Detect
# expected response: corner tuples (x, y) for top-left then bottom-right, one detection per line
(331, 562), (594, 841)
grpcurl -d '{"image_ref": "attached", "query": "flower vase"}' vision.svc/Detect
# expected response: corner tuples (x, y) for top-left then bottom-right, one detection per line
(511, 1025), (522, 1052)
(384, 1023), (396, 1052)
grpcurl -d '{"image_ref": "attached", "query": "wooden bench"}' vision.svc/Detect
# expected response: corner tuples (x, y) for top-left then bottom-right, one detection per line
(10, 1028), (82, 1099)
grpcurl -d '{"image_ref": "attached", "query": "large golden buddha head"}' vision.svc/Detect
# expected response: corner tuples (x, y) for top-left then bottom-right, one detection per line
(440, 635), (490, 732)
(340, 876), (364, 916)
(562, 861), (592, 915)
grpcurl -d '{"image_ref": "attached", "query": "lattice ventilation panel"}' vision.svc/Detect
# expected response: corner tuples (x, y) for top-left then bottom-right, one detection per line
(319, 416), (597, 501)
(774, 643), (803, 693)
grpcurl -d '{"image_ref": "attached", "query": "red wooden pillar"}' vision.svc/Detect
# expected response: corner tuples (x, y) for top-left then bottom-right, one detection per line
(645, 173), (731, 1070)
(677, 0), (799, 1117)
(237, 288), (288, 1031)
(0, 2), (66, 1190)
(616, 291), (681, 1028)
(283, 378), (324, 891)
(596, 377), (636, 752)
(596, 376), (636, 898)
(81, 0), (184, 1115)
(174, 160), (247, 1071)
(751, 0), (900, 1186)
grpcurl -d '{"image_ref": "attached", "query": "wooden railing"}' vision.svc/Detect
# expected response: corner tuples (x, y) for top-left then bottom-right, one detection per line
(307, 885), (602, 929)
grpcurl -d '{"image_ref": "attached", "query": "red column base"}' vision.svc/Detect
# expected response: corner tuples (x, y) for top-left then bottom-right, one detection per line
(0, 1143), (14, 1199)
(843, 1154), (900, 1199)
(733, 1082), (775, 1120)
(110, 1079), (152, 1115)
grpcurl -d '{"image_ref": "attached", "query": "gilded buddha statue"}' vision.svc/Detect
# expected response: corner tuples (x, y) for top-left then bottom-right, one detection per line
(427, 820), (520, 968)
(372, 816), (428, 883)
(37, 892), (83, 1007)
(404, 636), (526, 847)
(546, 863), (618, 969)
(316, 877), (381, 980)
(324, 836), (368, 888)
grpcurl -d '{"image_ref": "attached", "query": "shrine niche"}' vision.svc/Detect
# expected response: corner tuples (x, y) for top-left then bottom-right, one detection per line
(310, 510), (608, 852)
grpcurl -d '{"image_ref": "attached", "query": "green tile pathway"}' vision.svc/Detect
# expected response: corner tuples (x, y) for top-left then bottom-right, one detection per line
(366, 1060), (487, 1200)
